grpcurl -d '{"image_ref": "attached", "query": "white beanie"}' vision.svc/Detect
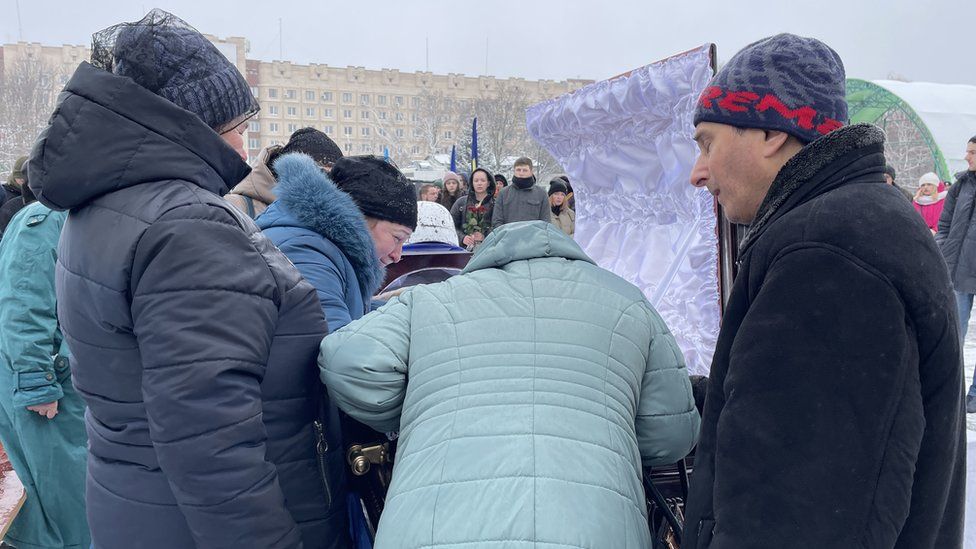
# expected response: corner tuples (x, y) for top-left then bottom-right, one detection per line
(918, 172), (940, 186)
(407, 201), (459, 246)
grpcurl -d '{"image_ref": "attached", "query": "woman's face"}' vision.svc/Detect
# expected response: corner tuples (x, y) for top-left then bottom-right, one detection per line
(920, 183), (937, 197)
(472, 172), (489, 194)
(445, 179), (458, 193)
(550, 192), (566, 206)
(368, 219), (413, 266)
(220, 122), (248, 161)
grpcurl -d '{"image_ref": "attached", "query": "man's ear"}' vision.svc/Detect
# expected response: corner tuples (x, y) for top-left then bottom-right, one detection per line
(762, 129), (803, 159)
(761, 130), (792, 158)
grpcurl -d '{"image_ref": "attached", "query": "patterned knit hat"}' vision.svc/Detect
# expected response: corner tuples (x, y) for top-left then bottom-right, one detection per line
(91, 9), (259, 133)
(694, 33), (848, 144)
(331, 156), (418, 231)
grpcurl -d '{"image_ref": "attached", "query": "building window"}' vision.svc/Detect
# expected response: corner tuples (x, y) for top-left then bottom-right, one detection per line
(344, 142), (353, 152)
(250, 86), (259, 98)
(395, 112), (404, 122)
(322, 91), (334, 102)
(324, 125), (334, 134)
(378, 128), (387, 137)
(344, 126), (353, 136)
(269, 122), (280, 133)
(360, 94), (370, 105)
(443, 130), (453, 139)
(305, 90), (316, 101)
(360, 143), (372, 153)
(287, 123), (298, 133)
(361, 127), (370, 136)
(268, 105), (279, 116)
(342, 92), (353, 103)
(395, 128), (404, 138)
(323, 108), (334, 118)
(286, 106), (297, 117)
(411, 145), (420, 155)
(410, 113), (419, 123)
(285, 89), (297, 100)
(268, 88), (278, 99)
(248, 121), (260, 132)
(377, 95), (387, 106)
(411, 97), (420, 108)
(360, 111), (370, 120)
(413, 128), (421, 138)
(343, 109), (353, 119)
(248, 138), (260, 149)
(378, 111), (387, 120)
(306, 107), (317, 117)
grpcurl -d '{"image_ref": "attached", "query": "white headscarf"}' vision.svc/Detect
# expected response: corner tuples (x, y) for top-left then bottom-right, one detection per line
(407, 201), (459, 246)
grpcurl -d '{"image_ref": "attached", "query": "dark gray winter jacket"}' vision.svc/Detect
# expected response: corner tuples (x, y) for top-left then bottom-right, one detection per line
(29, 62), (348, 549)
(491, 182), (550, 227)
(936, 170), (976, 294)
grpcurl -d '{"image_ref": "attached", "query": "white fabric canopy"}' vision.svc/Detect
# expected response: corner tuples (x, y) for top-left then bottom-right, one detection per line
(873, 80), (976, 176)
(526, 44), (718, 375)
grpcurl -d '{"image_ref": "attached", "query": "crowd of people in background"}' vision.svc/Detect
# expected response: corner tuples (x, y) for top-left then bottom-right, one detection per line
(0, 9), (969, 549)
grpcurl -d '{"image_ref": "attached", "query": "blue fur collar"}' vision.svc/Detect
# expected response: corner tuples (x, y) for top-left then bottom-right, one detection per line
(272, 153), (385, 297)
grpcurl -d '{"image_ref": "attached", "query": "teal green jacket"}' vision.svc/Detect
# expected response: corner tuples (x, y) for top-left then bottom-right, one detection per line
(320, 221), (700, 549)
(0, 201), (89, 549)
(0, 202), (70, 407)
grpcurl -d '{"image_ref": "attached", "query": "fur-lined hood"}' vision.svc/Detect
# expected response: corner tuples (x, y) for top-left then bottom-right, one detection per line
(259, 153), (385, 297)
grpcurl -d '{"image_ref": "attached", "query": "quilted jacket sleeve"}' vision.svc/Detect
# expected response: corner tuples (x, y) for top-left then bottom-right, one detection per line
(635, 302), (700, 467)
(130, 204), (302, 549)
(7, 211), (67, 408)
(277, 233), (354, 332)
(319, 292), (412, 433)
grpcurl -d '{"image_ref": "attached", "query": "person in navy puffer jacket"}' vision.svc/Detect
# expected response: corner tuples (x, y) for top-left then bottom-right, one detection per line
(28, 10), (349, 549)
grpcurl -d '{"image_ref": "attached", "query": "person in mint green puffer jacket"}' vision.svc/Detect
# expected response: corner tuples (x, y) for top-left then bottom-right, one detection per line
(0, 200), (89, 549)
(320, 220), (700, 549)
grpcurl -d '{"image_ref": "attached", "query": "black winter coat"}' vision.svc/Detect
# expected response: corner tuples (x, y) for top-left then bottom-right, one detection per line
(683, 124), (965, 549)
(29, 62), (348, 549)
(0, 184), (25, 238)
(936, 170), (976, 294)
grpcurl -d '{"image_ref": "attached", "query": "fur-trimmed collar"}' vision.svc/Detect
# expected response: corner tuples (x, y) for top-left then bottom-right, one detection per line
(740, 123), (885, 254)
(272, 153), (385, 297)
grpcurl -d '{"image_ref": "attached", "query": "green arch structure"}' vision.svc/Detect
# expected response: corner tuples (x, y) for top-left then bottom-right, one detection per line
(846, 78), (951, 182)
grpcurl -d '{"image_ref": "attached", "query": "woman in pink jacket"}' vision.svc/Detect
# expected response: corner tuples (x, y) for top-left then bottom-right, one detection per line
(914, 172), (947, 234)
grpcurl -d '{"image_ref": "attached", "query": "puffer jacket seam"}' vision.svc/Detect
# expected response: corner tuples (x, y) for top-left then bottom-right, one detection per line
(387, 473), (647, 517)
(144, 357), (265, 370)
(152, 410), (264, 447)
(133, 287), (276, 300)
(57, 260), (126, 293)
(405, 358), (642, 400)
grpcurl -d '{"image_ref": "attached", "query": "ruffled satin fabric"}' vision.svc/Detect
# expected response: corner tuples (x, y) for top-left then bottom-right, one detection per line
(526, 44), (718, 375)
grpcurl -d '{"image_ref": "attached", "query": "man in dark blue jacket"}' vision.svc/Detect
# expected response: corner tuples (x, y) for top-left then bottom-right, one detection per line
(936, 136), (976, 412)
(683, 34), (964, 549)
(29, 10), (348, 549)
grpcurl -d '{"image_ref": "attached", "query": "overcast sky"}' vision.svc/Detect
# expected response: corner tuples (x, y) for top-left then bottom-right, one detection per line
(1, 0), (971, 85)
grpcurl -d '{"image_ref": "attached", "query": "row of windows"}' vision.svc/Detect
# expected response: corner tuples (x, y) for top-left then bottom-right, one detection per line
(260, 105), (416, 123)
(258, 88), (420, 107)
(256, 122), (429, 139)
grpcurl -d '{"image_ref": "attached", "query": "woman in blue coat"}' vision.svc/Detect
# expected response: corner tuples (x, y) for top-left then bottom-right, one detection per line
(258, 153), (418, 332)
(258, 153), (417, 548)
(0, 189), (89, 549)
